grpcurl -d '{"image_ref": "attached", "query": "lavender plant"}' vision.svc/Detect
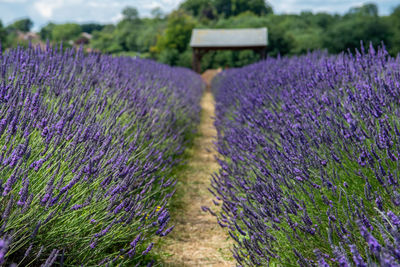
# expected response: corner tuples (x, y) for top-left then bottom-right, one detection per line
(211, 44), (400, 266)
(0, 44), (203, 265)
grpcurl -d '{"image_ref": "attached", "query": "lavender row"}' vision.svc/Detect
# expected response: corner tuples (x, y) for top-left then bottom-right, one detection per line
(0, 44), (203, 265)
(211, 45), (400, 266)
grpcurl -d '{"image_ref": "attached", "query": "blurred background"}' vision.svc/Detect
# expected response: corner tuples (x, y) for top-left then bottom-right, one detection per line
(0, 0), (399, 72)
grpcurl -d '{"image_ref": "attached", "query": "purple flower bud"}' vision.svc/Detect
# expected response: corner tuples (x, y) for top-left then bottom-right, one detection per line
(24, 244), (33, 258)
(142, 242), (154, 255)
(17, 177), (29, 206)
(0, 237), (10, 264)
(41, 126), (49, 137)
(90, 240), (97, 249)
(71, 204), (83, 210)
(3, 174), (16, 196)
(295, 176), (304, 182)
(55, 119), (65, 135)
(41, 249), (59, 267)
(30, 158), (45, 171)
(130, 233), (141, 248)
(349, 245), (366, 267)
(387, 211), (400, 225)
(113, 201), (124, 214)
(38, 118), (47, 129)
(160, 225), (174, 237)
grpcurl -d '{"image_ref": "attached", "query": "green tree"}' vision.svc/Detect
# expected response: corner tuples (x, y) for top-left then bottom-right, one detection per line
(158, 48), (180, 65)
(51, 23), (82, 42)
(152, 10), (197, 55)
(179, 0), (216, 19)
(40, 22), (56, 40)
(80, 23), (104, 34)
(122, 6), (140, 22)
(313, 12), (338, 29)
(348, 3), (378, 17)
(324, 4), (389, 53)
(0, 20), (6, 46)
(9, 18), (33, 32)
(110, 7), (144, 51)
(176, 48), (193, 67)
(91, 25), (123, 53)
(214, 0), (273, 18)
(136, 20), (164, 53)
(387, 5), (400, 55)
(151, 7), (165, 19)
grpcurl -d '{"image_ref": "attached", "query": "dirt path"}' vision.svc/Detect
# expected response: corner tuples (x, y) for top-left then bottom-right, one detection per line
(157, 70), (233, 266)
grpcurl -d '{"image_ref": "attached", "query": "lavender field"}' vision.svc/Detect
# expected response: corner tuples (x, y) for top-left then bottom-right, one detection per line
(0, 45), (203, 266)
(3, 42), (400, 267)
(210, 44), (400, 266)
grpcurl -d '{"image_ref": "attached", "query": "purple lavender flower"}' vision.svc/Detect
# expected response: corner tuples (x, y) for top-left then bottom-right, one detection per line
(0, 238), (10, 264)
(142, 242), (154, 256)
(130, 234), (141, 248)
(55, 119), (65, 135)
(349, 245), (366, 267)
(387, 211), (400, 226)
(17, 177), (29, 206)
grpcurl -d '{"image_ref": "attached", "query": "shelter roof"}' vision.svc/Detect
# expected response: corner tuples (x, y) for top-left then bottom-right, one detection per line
(190, 28), (268, 48)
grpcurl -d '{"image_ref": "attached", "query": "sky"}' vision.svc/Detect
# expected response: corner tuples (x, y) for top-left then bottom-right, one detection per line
(0, 0), (399, 31)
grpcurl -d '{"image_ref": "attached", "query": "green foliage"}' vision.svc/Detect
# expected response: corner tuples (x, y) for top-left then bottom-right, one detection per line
(122, 6), (140, 21)
(91, 25), (123, 53)
(158, 48), (180, 65)
(387, 5), (400, 55)
(323, 8), (390, 53)
(4, 31), (21, 48)
(151, 7), (165, 19)
(0, 20), (6, 46)
(40, 23), (55, 41)
(152, 10), (197, 55)
(91, 7), (166, 55)
(179, 0), (273, 20)
(213, 0), (273, 18)
(200, 49), (260, 71)
(348, 3), (378, 16)
(180, 0), (217, 20)
(136, 21), (163, 53)
(51, 23), (82, 42)
(8, 18), (33, 32)
(176, 48), (193, 68)
(80, 23), (104, 34)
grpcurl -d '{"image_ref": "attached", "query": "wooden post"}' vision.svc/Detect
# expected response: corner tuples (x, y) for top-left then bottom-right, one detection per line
(192, 48), (198, 72)
(258, 47), (267, 60)
(192, 48), (205, 73)
(196, 50), (202, 73)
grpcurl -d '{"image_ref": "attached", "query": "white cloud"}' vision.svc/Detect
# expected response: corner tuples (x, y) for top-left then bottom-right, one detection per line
(110, 13), (123, 23)
(142, 2), (163, 10)
(0, 0), (28, 3)
(27, 0), (182, 22)
(33, 0), (71, 18)
(268, 0), (397, 14)
(86, 1), (125, 9)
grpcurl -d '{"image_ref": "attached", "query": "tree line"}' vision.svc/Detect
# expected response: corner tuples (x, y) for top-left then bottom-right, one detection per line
(1, 0), (400, 72)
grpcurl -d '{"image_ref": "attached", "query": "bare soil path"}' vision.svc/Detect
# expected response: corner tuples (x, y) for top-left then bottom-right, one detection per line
(157, 70), (233, 266)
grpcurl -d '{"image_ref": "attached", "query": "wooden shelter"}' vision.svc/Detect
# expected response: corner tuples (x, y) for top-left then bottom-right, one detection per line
(190, 28), (268, 73)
